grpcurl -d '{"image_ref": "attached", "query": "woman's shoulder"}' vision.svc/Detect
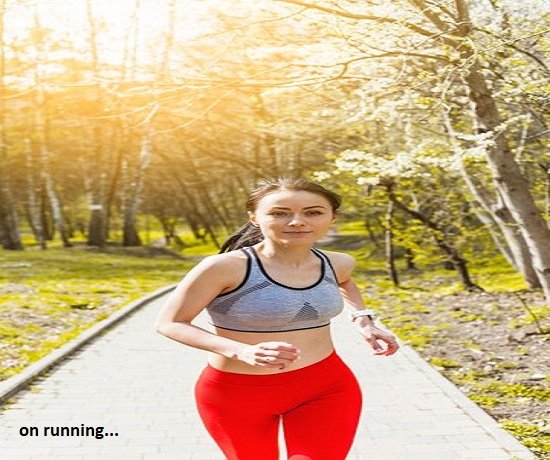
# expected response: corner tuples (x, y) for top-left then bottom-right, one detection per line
(316, 249), (356, 283)
(199, 247), (249, 269)
(188, 248), (249, 295)
(317, 249), (356, 266)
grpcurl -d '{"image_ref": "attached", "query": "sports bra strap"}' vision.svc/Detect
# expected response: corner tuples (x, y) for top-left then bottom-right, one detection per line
(311, 248), (340, 284)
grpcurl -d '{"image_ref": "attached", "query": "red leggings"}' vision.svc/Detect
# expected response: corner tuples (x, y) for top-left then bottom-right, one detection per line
(194, 351), (362, 460)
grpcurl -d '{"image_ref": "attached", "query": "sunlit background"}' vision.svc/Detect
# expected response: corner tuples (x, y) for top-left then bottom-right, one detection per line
(0, 0), (548, 250)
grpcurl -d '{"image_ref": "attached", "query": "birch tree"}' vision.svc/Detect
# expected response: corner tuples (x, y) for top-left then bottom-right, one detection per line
(85, 0), (107, 246)
(0, 0), (22, 250)
(29, 11), (71, 247)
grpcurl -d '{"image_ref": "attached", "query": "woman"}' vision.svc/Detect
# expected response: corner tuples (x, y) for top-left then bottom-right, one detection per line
(155, 177), (399, 460)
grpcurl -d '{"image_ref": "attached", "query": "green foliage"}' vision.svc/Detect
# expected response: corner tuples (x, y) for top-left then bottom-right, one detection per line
(494, 362), (519, 371)
(428, 357), (462, 369)
(0, 245), (197, 381)
(338, 221), (368, 235)
(499, 420), (550, 456)
(174, 230), (226, 256)
(469, 394), (501, 408)
(449, 311), (486, 322)
(508, 304), (550, 330)
(476, 382), (550, 403)
(383, 322), (451, 349)
(450, 370), (488, 384)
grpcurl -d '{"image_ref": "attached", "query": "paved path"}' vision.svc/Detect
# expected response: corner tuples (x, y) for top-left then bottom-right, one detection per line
(0, 294), (536, 460)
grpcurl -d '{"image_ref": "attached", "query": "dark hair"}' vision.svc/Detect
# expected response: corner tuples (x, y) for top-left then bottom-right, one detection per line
(219, 177), (341, 253)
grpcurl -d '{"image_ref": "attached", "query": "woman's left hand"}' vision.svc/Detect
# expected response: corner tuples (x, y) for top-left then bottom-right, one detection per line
(356, 323), (399, 356)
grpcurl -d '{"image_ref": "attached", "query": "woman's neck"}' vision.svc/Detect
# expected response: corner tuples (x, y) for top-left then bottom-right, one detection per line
(255, 240), (314, 268)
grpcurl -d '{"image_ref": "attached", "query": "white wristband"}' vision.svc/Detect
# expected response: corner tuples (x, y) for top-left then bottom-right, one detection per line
(350, 309), (376, 321)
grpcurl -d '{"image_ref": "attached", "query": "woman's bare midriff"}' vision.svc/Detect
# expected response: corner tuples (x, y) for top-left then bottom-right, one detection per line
(207, 324), (335, 374)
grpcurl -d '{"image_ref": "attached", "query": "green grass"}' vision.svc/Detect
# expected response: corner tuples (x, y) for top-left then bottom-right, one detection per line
(0, 220), (229, 382)
(0, 243), (200, 381)
(499, 420), (550, 455)
(173, 232), (225, 256)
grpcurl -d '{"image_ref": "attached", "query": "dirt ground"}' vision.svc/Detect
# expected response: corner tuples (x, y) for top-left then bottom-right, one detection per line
(369, 283), (550, 457)
(324, 234), (549, 457)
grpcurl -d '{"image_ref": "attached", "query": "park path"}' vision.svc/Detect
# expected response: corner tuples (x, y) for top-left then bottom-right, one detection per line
(0, 293), (536, 460)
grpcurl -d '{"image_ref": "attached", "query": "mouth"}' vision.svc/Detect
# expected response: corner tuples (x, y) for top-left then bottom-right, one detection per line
(283, 231), (313, 234)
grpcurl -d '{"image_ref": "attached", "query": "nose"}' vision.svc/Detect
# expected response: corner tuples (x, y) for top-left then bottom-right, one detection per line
(288, 214), (306, 226)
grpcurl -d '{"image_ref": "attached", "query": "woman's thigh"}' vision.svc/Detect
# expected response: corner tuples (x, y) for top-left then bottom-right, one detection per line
(194, 368), (280, 460)
(282, 359), (362, 459)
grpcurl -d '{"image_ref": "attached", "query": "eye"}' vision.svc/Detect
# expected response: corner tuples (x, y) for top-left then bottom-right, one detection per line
(306, 210), (323, 215)
(269, 211), (287, 217)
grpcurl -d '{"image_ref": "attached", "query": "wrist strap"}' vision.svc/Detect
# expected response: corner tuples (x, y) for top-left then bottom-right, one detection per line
(350, 309), (376, 321)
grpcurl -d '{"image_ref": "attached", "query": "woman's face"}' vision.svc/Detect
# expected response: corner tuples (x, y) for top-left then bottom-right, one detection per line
(248, 190), (335, 246)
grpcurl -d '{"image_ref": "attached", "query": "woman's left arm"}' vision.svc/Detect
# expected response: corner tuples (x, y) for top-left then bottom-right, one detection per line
(335, 253), (400, 356)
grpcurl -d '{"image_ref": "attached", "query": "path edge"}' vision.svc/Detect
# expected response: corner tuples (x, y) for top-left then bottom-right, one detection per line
(400, 344), (536, 459)
(0, 284), (177, 405)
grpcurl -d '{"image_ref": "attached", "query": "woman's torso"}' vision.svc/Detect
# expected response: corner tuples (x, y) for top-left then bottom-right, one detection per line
(205, 244), (343, 374)
(208, 326), (335, 374)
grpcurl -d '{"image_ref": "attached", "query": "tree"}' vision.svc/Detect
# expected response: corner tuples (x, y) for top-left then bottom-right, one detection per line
(274, 0), (550, 299)
(0, 0), (22, 250)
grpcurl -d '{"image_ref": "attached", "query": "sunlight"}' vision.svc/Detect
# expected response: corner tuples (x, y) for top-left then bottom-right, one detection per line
(5, 0), (218, 73)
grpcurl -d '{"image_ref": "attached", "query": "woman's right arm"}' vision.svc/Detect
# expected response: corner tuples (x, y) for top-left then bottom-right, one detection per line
(154, 254), (300, 367)
(154, 254), (245, 359)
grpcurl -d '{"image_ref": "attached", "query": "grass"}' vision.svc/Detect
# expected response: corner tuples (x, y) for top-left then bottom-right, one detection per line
(0, 239), (202, 381)
(500, 420), (550, 454)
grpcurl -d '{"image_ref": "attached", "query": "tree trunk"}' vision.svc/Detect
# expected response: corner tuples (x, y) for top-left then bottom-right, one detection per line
(121, 157), (141, 246)
(86, 0), (107, 246)
(0, 0), (22, 250)
(460, 161), (540, 288)
(387, 186), (481, 291)
(364, 217), (380, 247)
(453, 0), (550, 300)
(122, 130), (153, 246)
(31, 49), (72, 248)
(254, 94), (279, 176)
(157, 216), (185, 248)
(442, 106), (541, 288)
(405, 248), (416, 270)
(24, 139), (46, 249)
(158, 0), (176, 79)
(185, 215), (205, 241)
(384, 197), (399, 287)
(540, 162), (550, 227)
(110, 0), (143, 245)
(464, 61), (550, 298)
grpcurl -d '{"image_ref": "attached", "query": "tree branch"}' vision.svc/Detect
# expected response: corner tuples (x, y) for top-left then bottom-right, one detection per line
(291, 51), (450, 69)
(407, 0), (452, 33)
(474, 27), (549, 71)
(454, 0), (472, 35)
(425, 0), (457, 22)
(273, 0), (460, 47)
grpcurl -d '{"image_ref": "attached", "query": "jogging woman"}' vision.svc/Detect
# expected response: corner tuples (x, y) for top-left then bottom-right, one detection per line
(155, 177), (399, 460)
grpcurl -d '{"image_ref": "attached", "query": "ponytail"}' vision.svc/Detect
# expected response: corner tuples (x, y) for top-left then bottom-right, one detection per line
(219, 222), (264, 253)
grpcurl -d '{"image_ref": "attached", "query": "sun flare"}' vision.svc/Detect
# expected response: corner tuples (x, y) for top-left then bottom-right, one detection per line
(5, 0), (217, 74)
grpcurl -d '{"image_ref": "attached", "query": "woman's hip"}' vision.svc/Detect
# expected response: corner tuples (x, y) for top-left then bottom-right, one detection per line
(194, 351), (361, 414)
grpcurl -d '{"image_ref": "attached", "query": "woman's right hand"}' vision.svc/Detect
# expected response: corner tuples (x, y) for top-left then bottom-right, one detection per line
(234, 342), (301, 368)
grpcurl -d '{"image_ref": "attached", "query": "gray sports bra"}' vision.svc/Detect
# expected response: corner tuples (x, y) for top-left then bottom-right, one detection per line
(204, 246), (344, 333)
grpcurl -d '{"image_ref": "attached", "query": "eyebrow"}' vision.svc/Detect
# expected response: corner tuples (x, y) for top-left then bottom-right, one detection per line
(269, 206), (327, 210)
